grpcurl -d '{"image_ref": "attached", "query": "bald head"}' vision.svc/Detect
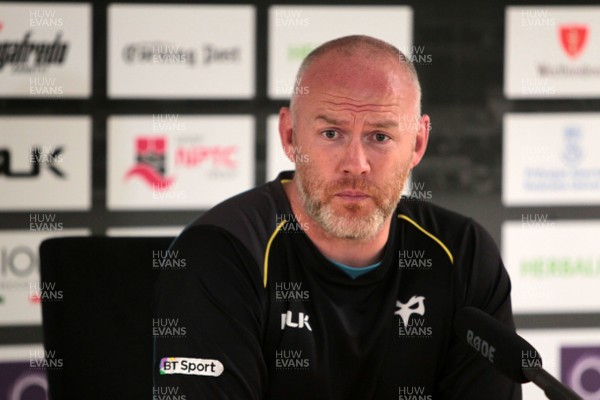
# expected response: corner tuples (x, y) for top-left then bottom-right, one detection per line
(290, 35), (421, 121)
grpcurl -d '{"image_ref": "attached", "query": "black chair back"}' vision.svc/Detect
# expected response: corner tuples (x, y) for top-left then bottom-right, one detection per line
(40, 236), (174, 400)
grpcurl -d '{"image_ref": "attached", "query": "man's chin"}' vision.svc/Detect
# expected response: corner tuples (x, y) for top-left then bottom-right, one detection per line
(319, 207), (387, 241)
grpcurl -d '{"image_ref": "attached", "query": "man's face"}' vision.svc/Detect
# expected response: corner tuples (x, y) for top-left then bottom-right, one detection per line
(281, 51), (429, 240)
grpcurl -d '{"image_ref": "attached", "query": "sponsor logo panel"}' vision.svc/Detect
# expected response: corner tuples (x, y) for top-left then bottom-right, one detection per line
(107, 115), (254, 210)
(268, 6), (412, 99)
(505, 6), (600, 98)
(518, 329), (600, 400)
(0, 2), (91, 97)
(502, 221), (600, 313)
(503, 113), (600, 206)
(0, 345), (50, 399)
(108, 4), (254, 98)
(0, 229), (88, 326)
(0, 116), (91, 210)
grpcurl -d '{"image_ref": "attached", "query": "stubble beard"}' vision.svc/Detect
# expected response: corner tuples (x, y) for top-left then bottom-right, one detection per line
(294, 161), (411, 241)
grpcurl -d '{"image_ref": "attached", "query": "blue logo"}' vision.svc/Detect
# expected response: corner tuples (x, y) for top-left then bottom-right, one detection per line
(562, 126), (583, 168)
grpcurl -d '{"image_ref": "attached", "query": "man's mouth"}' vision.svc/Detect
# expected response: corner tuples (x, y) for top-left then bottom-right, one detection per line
(335, 190), (370, 202)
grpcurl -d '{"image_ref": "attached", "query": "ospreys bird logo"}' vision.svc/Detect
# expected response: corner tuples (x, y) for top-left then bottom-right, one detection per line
(395, 295), (426, 327)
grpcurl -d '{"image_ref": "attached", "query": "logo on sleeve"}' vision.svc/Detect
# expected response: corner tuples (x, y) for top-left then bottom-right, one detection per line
(159, 357), (223, 377)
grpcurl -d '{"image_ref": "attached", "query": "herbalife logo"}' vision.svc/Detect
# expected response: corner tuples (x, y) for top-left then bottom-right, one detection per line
(395, 296), (432, 338)
(153, 386), (186, 400)
(275, 349), (310, 370)
(398, 386), (432, 400)
(520, 257), (600, 278)
(281, 310), (312, 331)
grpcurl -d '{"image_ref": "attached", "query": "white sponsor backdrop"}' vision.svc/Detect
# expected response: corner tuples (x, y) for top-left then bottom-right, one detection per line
(107, 115), (255, 210)
(0, 229), (89, 326)
(503, 113), (600, 206)
(505, 6), (600, 98)
(517, 328), (600, 400)
(108, 4), (255, 98)
(0, 2), (91, 97)
(268, 5), (412, 99)
(0, 116), (91, 210)
(502, 220), (600, 313)
(266, 114), (295, 181)
(106, 226), (183, 237)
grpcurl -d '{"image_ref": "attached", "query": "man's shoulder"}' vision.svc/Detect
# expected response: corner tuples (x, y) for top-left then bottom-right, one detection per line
(396, 198), (495, 264)
(181, 172), (293, 268)
(397, 198), (474, 236)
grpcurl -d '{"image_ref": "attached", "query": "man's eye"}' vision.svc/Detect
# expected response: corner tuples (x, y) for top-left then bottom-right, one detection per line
(374, 133), (390, 142)
(322, 130), (338, 139)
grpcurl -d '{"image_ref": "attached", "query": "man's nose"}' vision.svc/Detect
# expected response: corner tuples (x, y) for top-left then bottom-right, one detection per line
(341, 136), (370, 176)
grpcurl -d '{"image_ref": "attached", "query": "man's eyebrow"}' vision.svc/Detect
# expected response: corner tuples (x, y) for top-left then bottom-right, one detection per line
(315, 115), (399, 129)
(365, 119), (399, 129)
(315, 115), (348, 126)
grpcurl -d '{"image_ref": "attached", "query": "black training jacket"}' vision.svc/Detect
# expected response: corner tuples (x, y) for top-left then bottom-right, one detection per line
(153, 170), (521, 400)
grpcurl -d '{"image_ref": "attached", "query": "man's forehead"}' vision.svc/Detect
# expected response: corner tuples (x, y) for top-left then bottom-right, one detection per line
(314, 112), (401, 129)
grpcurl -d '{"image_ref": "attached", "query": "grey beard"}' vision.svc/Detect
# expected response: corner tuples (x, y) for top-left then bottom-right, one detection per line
(294, 172), (400, 241)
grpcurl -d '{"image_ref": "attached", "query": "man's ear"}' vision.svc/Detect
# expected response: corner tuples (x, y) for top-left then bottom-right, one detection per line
(279, 107), (295, 162)
(411, 114), (430, 168)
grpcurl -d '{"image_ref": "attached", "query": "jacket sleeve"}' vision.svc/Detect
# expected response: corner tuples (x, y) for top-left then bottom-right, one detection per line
(436, 219), (522, 400)
(153, 225), (268, 399)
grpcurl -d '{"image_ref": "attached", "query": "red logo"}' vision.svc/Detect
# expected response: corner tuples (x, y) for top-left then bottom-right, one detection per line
(125, 136), (174, 190)
(29, 293), (41, 304)
(559, 24), (589, 59)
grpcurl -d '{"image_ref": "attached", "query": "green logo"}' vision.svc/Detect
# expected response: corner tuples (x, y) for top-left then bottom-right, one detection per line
(520, 257), (600, 277)
(287, 44), (315, 62)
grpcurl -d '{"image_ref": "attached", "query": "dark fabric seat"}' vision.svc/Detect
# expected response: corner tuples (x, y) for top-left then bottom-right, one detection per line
(39, 236), (174, 400)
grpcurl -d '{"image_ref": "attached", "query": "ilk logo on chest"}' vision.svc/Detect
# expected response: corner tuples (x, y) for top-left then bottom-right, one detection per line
(395, 296), (433, 338)
(281, 310), (312, 331)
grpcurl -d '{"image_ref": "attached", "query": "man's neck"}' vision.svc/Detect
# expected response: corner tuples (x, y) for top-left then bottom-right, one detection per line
(283, 180), (391, 268)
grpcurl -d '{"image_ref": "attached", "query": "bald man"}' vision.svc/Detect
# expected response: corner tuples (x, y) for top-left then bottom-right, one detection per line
(154, 35), (521, 400)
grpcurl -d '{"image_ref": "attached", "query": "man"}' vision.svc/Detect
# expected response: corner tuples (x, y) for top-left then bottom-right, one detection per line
(154, 35), (521, 399)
